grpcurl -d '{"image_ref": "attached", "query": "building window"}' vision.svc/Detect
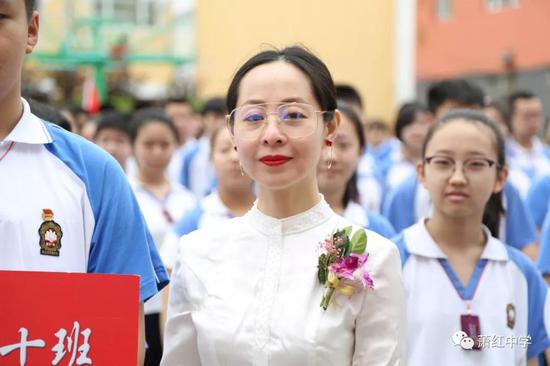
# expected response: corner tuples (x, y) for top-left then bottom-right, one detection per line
(436, 0), (452, 20)
(487, 0), (519, 11)
(95, 0), (157, 25)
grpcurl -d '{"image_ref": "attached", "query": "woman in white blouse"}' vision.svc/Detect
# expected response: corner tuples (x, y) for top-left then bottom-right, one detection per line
(161, 46), (406, 366)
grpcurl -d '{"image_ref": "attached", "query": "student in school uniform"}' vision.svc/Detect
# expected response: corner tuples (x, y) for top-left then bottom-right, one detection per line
(178, 97), (227, 197)
(128, 108), (196, 366)
(93, 111), (134, 172)
(393, 109), (550, 366)
(506, 91), (550, 190)
(317, 103), (396, 239)
(164, 97), (201, 186)
(161, 126), (256, 270)
(335, 84), (386, 212)
(383, 79), (539, 259)
(0, 2), (168, 364)
(385, 102), (433, 191)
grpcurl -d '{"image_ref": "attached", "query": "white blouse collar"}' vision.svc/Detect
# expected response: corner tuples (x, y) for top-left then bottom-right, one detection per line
(245, 196), (334, 235)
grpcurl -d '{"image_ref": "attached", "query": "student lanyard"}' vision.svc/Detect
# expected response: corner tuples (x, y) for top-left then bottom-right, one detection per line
(0, 142), (15, 162)
(437, 258), (489, 311)
(438, 258), (489, 350)
(140, 184), (175, 224)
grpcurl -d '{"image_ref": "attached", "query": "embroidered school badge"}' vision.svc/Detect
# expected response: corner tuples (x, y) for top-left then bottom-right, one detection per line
(506, 303), (516, 329)
(38, 209), (63, 257)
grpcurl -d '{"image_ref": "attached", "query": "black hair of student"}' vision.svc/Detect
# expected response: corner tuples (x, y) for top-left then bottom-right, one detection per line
(29, 99), (72, 132)
(201, 97), (227, 116)
(366, 118), (389, 131)
(94, 111), (131, 140)
(335, 84), (363, 110)
(163, 96), (191, 108)
(394, 102), (429, 141)
(421, 109), (506, 237)
(427, 79), (485, 115)
(63, 104), (86, 116)
(226, 46), (337, 121)
(130, 108), (180, 145)
(337, 103), (366, 208)
(506, 90), (538, 117)
(25, 0), (36, 20)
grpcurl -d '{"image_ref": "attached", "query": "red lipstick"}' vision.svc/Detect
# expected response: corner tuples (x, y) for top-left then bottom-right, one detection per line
(259, 155), (292, 167)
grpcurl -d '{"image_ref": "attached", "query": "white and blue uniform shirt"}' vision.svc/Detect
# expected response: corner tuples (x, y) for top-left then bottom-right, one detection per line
(526, 175), (550, 230)
(161, 190), (234, 269)
(382, 175), (537, 250)
(536, 208), (550, 276)
(166, 138), (196, 187)
(129, 178), (196, 247)
(507, 137), (550, 190)
(394, 221), (550, 366)
(356, 153), (383, 213)
(129, 177), (195, 314)
(385, 149), (416, 192)
(178, 137), (216, 198)
(343, 201), (396, 239)
(0, 99), (168, 302)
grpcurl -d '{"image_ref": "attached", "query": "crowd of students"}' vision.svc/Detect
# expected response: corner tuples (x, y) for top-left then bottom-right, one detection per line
(29, 72), (550, 366)
(31, 74), (550, 366)
(4, 1), (550, 365)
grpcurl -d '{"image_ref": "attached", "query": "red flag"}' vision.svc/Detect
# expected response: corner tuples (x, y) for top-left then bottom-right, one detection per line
(82, 70), (101, 115)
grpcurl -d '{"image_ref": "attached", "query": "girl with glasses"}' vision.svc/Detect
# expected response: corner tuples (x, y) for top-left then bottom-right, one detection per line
(161, 46), (406, 365)
(394, 109), (550, 365)
(318, 103), (396, 239)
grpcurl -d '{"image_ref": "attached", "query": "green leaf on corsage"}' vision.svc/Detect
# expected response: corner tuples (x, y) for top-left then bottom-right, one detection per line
(351, 228), (368, 254)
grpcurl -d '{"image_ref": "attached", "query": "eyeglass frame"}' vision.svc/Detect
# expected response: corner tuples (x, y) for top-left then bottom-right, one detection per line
(423, 155), (503, 178)
(226, 102), (336, 140)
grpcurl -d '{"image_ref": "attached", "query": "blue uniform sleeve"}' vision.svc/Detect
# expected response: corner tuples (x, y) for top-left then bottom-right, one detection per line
(172, 204), (203, 237)
(45, 124), (168, 302)
(382, 175), (417, 233)
(526, 175), (550, 230)
(366, 211), (396, 239)
(503, 182), (537, 250)
(180, 141), (200, 189)
(537, 210), (550, 275)
(390, 233), (410, 269)
(507, 247), (550, 359)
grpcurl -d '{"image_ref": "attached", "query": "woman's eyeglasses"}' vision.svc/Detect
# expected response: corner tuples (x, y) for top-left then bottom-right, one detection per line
(227, 102), (333, 140)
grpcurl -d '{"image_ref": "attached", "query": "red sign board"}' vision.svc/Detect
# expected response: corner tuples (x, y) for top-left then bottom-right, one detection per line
(0, 271), (139, 366)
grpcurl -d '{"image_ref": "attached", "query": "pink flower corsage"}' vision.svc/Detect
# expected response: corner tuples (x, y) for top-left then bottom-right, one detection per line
(317, 226), (374, 310)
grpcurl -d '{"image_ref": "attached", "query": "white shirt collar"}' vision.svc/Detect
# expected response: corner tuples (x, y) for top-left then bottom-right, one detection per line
(404, 219), (509, 261)
(246, 195), (334, 235)
(2, 98), (53, 144)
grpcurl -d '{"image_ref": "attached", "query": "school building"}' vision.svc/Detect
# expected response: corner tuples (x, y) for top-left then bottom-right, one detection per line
(416, 0), (550, 114)
(26, 0), (194, 103)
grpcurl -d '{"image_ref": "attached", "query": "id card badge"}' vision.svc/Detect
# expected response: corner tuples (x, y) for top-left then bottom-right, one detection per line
(460, 314), (482, 351)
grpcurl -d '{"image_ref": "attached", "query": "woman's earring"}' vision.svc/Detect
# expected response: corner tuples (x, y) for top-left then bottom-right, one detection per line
(327, 145), (333, 170)
(239, 163), (245, 176)
(325, 140), (332, 147)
